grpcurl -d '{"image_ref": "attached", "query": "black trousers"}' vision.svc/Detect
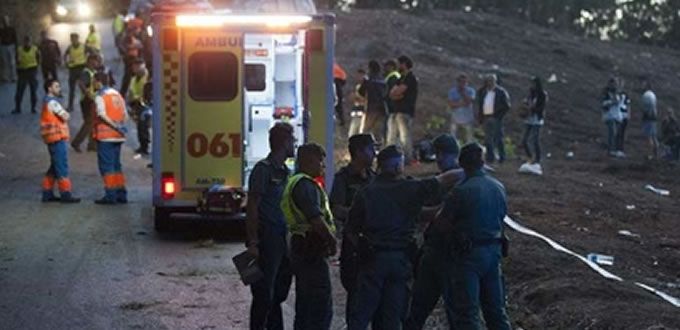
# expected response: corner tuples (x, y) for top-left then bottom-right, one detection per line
(15, 68), (38, 112)
(41, 64), (58, 81)
(68, 65), (85, 110)
(616, 118), (628, 152)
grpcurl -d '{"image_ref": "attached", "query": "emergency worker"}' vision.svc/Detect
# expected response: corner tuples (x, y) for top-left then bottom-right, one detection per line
(92, 72), (128, 205)
(120, 33), (143, 96)
(63, 33), (87, 110)
(345, 145), (463, 329)
(127, 58), (150, 155)
(405, 134), (463, 330)
(71, 54), (100, 152)
(245, 123), (295, 330)
(438, 143), (512, 329)
(40, 79), (80, 203)
(330, 134), (377, 321)
(85, 24), (101, 53)
(13, 35), (40, 114)
(281, 143), (337, 330)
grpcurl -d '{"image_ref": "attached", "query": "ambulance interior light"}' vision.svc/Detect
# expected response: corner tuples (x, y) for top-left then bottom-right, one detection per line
(176, 14), (312, 27)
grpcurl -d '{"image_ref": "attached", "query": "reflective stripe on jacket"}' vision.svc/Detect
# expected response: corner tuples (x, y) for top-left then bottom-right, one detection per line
(93, 88), (126, 141)
(281, 173), (335, 236)
(40, 97), (69, 143)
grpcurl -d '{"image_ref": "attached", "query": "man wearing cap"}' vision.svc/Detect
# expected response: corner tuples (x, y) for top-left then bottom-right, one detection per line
(345, 145), (463, 329)
(245, 123), (295, 330)
(438, 143), (512, 329)
(330, 134), (377, 321)
(405, 134), (464, 330)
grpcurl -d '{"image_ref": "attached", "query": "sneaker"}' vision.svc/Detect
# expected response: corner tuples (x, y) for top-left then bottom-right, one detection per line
(94, 198), (117, 205)
(42, 196), (61, 203)
(530, 163), (543, 176)
(116, 198), (128, 204)
(60, 196), (81, 203)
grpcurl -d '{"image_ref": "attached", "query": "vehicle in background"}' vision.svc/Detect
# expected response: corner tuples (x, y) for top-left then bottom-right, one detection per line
(53, 0), (96, 22)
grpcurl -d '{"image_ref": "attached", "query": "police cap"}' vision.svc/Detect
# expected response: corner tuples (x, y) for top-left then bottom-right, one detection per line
(377, 145), (403, 164)
(432, 134), (460, 156)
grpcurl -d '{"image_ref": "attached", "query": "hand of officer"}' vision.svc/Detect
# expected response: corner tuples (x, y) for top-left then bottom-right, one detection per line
(247, 244), (259, 259)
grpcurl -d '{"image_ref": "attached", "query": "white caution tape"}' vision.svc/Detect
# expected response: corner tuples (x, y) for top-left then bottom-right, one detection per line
(504, 216), (680, 308)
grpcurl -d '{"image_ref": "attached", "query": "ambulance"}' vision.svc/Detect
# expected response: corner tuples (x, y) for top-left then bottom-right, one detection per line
(150, 5), (336, 230)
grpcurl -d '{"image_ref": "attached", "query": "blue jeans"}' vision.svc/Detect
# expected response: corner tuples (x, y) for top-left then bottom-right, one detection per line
(605, 120), (620, 152)
(250, 227), (292, 330)
(521, 124), (541, 163)
(405, 247), (455, 330)
(483, 117), (505, 163)
(348, 251), (411, 330)
(97, 141), (127, 201)
(290, 251), (332, 330)
(449, 246), (511, 330)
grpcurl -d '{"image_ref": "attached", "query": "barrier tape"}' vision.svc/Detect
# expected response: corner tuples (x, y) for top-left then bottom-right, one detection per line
(504, 216), (680, 308)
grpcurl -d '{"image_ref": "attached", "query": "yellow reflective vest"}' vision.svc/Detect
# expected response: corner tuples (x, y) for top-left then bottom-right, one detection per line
(67, 44), (86, 68)
(113, 15), (125, 36)
(86, 32), (101, 51)
(17, 45), (38, 69)
(281, 173), (335, 236)
(129, 71), (148, 103)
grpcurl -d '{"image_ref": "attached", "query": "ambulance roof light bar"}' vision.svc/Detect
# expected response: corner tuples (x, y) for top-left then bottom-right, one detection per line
(175, 14), (313, 28)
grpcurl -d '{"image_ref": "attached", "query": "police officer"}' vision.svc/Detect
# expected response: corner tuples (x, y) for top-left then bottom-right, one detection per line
(85, 24), (101, 53)
(438, 143), (512, 329)
(330, 134), (377, 321)
(245, 122), (295, 330)
(127, 58), (150, 155)
(281, 143), (336, 330)
(71, 54), (100, 152)
(92, 72), (128, 205)
(345, 145), (462, 330)
(13, 35), (40, 114)
(405, 134), (464, 330)
(63, 33), (87, 111)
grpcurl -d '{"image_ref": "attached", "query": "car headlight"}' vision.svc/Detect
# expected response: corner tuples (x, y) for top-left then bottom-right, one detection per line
(56, 5), (68, 16)
(78, 3), (92, 17)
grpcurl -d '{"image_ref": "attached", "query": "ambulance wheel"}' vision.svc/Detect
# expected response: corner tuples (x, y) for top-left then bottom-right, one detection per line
(154, 207), (173, 232)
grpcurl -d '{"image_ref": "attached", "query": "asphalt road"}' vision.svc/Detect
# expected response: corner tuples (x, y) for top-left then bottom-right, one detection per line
(0, 18), (317, 330)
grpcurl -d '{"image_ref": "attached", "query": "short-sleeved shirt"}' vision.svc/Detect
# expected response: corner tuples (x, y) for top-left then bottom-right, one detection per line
(292, 177), (323, 221)
(394, 71), (418, 117)
(249, 155), (290, 234)
(439, 170), (506, 242)
(347, 175), (440, 249)
(329, 165), (375, 221)
(449, 86), (476, 125)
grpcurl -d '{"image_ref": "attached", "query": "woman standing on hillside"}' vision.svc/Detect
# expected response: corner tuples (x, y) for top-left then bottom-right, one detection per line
(519, 76), (548, 175)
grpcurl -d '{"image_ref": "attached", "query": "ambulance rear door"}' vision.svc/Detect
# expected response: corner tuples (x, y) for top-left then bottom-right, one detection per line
(180, 30), (244, 190)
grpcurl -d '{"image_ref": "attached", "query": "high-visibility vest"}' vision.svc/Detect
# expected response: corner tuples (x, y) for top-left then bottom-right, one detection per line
(281, 173), (335, 236)
(86, 32), (101, 50)
(67, 44), (86, 68)
(17, 45), (38, 69)
(113, 15), (125, 36)
(333, 63), (347, 81)
(129, 72), (148, 102)
(385, 70), (401, 83)
(93, 88), (126, 141)
(40, 96), (69, 144)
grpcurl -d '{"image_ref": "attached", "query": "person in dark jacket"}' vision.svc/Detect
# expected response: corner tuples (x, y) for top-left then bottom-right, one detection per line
(477, 74), (510, 163)
(359, 60), (387, 143)
(519, 76), (548, 175)
(39, 30), (61, 81)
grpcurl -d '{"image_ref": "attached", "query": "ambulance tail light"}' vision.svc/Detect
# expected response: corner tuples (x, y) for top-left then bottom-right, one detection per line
(161, 172), (176, 200)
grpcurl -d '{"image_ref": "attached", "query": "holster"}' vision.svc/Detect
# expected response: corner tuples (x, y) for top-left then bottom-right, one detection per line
(290, 232), (327, 261)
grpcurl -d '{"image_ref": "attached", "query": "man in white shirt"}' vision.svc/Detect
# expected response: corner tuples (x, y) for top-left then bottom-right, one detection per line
(476, 74), (510, 163)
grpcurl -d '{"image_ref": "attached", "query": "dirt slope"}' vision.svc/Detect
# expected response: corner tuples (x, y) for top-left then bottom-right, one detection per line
(335, 9), (680, 329)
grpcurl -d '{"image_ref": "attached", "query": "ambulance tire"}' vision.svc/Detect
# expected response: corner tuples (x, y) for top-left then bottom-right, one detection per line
(154, 207), (173, 232)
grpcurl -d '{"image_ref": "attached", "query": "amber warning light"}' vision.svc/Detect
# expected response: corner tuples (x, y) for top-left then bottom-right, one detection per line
(175, 14), (312, 28)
